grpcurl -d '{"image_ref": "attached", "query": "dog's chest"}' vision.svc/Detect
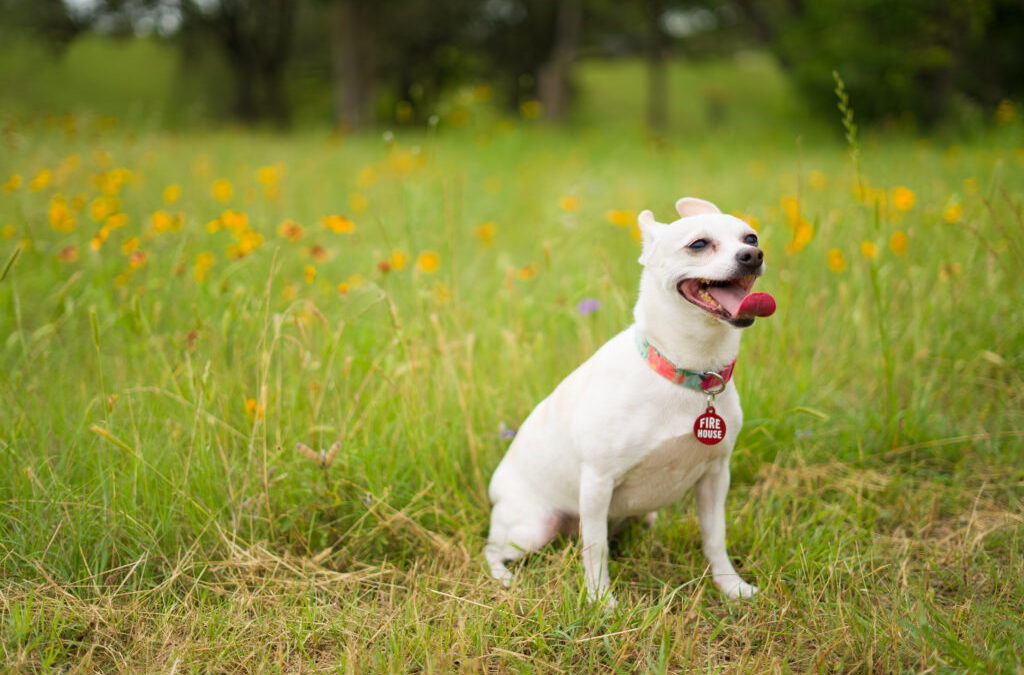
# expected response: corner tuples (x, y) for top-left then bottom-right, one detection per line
(608, 427), (732, 518)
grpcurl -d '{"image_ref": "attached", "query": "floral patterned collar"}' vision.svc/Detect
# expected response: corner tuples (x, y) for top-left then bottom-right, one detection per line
(634, 331), (735, 392)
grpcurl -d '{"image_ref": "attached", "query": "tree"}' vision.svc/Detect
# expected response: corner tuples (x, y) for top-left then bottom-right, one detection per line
(734, 0), (1024, 126)
(179, 0), (296, 126)
(537, 0), (582, 123)
(329, 0), (375, 131)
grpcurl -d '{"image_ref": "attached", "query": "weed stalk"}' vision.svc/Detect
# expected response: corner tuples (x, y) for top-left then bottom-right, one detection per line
(834, 71), (899, 446)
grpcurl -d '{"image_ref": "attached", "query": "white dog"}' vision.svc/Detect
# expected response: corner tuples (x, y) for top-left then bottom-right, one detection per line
(484, 197), (775, 607)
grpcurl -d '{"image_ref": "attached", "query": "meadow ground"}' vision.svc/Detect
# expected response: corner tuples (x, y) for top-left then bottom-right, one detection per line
(2, 58), (1024, 672)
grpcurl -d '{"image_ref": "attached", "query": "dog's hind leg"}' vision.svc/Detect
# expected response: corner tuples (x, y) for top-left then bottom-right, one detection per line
(485, 498), (561, 587)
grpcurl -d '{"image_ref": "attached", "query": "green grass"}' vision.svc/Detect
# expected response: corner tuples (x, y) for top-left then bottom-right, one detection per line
(2, 55), (1024, 671)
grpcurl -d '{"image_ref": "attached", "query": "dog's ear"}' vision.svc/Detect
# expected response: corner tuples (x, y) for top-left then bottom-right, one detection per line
(637, 209), (664, 266)
(675, 197), (721, 219)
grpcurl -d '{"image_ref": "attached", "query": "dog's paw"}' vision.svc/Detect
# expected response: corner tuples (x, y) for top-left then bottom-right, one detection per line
(587, 588), (618, 611)
(488, 562), (513, 588)
(492, 569), (513, 589)
(714, 577), (758, 600)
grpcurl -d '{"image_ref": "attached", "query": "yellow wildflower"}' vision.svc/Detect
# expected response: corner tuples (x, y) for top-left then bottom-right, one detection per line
(516, 264), (539, 281)
(90, 227), (109, 251)
(473, 85), (493, 103)
(194, 252), (215, 282)
(559, 196), (579, 212)
(212, 179), (233, 202)
(257, 165), (282, 185)
(29, 170), (52, 192)
(89, 195), (119, 222)
(785, 219), (814, 255)
(939, 262), (962, 283)
(388, 149), (418, 175)
(304, 265), (316, 284)
(860, 240), (878, 259)
(606, 210), (636, 227)
(416, 251), (440, 273)
(94, 169), (131, 196)
(891, 186), (916, 211)
(943, 203), (963, 223)
(889, 231), (908, 255)
(58, 154), (79, 174)
(347, 273), (364, 288)
(356, 167), (376, 189)
(995, 99), (1017, 125)
(732, 213), (761, 230)
(780, 195), (800, 225)
(48, 196), (76, 233)
(827, 248), (847, 273)
(432, 282), (452, 302)
(245, 397), (264, 421)
(219, 209), (248, 234)
(321, 214), (355, 234)
(1, 225), (15, 239)
(163, 184), (181, 204)
(234, 231), (264, 258)
(520, 100), (543, 120)
(105, 213), (127, 230)
(122, 237), (140, 254)
(474, 222), (498, 247)
(150, 210), (183, 233)
(390, 249), (408, 270)
(349, 192), (368, 213)
(3, 174), (22, 193)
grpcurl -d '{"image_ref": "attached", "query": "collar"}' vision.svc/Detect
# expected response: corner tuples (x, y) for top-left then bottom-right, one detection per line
(635, 330), (735, 392)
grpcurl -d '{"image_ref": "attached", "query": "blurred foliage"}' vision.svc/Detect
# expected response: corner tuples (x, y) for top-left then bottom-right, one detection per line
(0, 0), (1021, 130)
(742, 0), (1024, 128)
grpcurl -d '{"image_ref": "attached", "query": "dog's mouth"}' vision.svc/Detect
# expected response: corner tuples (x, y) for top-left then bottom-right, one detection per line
(677, 275), (776, 327)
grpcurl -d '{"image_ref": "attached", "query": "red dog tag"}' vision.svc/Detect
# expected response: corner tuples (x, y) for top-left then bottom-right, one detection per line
(693, 406), (726, 445)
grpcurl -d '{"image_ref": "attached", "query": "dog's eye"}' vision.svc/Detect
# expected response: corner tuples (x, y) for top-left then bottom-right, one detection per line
(688, 239), (709, 250)
(744, 234), (759, 246)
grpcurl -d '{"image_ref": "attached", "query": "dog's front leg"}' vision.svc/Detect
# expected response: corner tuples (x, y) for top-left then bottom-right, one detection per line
(579, 465), (616, 608)
(696, 462), (757, 599)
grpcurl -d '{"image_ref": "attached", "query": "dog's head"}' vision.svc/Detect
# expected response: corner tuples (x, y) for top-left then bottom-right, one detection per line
(637, 197), (775, 328)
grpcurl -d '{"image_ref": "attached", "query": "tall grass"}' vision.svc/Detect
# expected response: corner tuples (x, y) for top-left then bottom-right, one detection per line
(1, 68), (1023, 670)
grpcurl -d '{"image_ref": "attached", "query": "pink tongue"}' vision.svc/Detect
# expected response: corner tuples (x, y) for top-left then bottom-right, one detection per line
(707, 287), (777, 318)
(737, 292), (776, 318)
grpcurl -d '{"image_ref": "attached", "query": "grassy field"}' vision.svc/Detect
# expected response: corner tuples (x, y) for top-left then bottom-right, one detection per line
(2, 55), (1024, 672)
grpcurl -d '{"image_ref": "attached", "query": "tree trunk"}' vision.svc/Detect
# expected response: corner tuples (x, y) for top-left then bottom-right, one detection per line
(331, 0), (375, 131)
(537, 0), (582, 123)
(646, 0), (668, 134)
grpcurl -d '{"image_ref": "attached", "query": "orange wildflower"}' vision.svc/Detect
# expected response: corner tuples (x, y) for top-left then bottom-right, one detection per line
(416, 251), (440, 273)
(321, 215), (355, 234)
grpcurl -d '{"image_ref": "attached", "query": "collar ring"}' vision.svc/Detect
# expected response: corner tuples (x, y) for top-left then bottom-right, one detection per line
(700, 371), (727, 396)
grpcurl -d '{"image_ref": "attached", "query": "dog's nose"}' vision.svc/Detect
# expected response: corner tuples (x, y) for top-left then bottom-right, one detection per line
(735, 247), (764, 269)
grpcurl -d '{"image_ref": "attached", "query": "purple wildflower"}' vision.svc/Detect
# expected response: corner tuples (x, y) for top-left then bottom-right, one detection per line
(577, 298), (601, 316)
